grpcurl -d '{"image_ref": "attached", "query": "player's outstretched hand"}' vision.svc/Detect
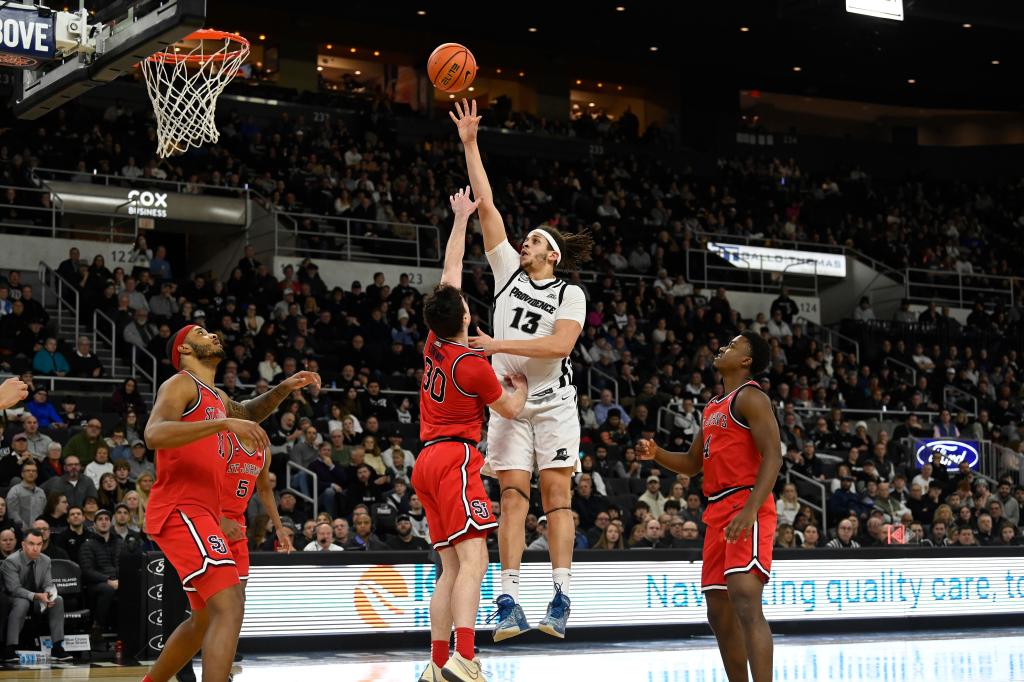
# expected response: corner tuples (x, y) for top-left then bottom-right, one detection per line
(636, 438), (658, 461)
(449, 98), (481, 144)
(276, 527), (294, 553)
(503, 372), (527, 392)
(468, 329), (496, 356)
(450, 185), (480, 221)
(0, 377), (29, 409)
(225, 418), (271, 453)
(283, 371), (321, 392)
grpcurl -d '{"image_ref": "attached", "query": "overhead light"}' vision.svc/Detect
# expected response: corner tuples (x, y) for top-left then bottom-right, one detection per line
(354, 70), (361, 75)
(518, 71), (525, 77)
(991, 59), (1000, 65)
(792, 66), (802, 72)
(962, 23), (972, 28)
(373, 50), (380, 56)
(588, 102), (595, 107)
(496, 68), (502, 73)
(449, 94), (455, 99)
(740, 26), (750, 32)
(350, 47), (357, 53)
(649, 46), (658, 52)
(575, 79), (582, 84)
(417, 9), (426, 15)
(256, 61), (262, 67)
(326, 44), (333, 50)
(615, 5), (625, 11)
(597, 82), (603, 88)
(907, 78), (916, 84)
(316, 66), (323, 71)
(258, 34), (266, 41)
(528, 27), (537, 32)
(468, 86), (475, 91)
(617, 85), (622, 91)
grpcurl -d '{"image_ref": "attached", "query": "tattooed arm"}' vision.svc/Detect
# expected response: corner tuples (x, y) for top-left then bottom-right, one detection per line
(218, 371), (321, 424)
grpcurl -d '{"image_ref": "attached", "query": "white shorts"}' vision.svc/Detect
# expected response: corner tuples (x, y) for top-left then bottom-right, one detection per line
(483, 386), (581, 476)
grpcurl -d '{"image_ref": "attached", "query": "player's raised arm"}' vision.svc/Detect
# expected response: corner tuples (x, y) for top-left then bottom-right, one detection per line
(218, 370), (321, 426)
(450, 98), (507, 252)
(636, 431), (705, 477)
(725, 386), (783, 543)
(488, 372), (529, 420)
(441, 186), (479, 287)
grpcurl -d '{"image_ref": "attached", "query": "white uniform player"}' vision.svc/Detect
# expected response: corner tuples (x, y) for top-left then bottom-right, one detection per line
(452, 98), (594, 642)
(485, 240), (586, 474)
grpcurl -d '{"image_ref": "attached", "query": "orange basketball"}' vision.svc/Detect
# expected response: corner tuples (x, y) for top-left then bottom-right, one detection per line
(427, 42), (477, 92)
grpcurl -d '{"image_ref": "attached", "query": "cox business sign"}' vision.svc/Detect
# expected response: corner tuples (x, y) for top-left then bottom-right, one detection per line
(45, 181), (247, 226)
(241, 555), (1024, 637)
(915, 439), (980, 471)
(709, 242), (847, 278)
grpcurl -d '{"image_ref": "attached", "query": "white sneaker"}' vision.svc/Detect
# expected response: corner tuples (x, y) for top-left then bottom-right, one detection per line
(418, 661), (443, 681)
(441, 652), (488, 682)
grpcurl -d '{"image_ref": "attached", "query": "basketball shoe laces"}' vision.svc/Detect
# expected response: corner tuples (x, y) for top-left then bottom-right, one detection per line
(547, 585), (569, 618)
(486, 594), (516, 624)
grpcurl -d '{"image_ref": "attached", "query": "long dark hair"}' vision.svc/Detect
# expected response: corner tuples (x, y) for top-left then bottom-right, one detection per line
(541, 226), (594, 271)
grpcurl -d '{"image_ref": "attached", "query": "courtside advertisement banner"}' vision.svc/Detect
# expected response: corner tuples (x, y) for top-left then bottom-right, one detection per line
(708, 242), (848, 278)
(241, 555), (1024, 636)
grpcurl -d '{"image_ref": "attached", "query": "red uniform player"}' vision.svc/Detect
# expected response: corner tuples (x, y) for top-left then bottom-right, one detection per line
(637, 332), (782, 682)
(415, 187), (528, 682)
(142, 324), (317, 682)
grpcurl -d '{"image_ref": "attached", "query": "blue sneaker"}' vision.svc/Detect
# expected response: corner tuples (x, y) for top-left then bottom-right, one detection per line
(537, 586), (571, 639)
(487, 594), (530, 642)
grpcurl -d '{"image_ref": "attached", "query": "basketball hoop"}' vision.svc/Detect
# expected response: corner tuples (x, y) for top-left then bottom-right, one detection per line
(140, 29), (250, 158)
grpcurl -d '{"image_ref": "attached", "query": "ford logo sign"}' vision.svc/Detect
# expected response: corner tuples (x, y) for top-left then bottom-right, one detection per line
(147, 584), (163, 601)
(148, 609), (163, 626)
(915, 439), (980, 471)
(147, 558), (165, 576)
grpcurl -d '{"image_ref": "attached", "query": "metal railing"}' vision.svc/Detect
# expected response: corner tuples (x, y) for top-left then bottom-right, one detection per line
(943, 385), (978, 419)
(2, 184), (138, 241)
(786, 468), (828, 532)
(274, 210), (441, 267)
(797, 316), (860, 359)
(93, 309), (158, 401)
(687, 248), (822, 296)
(905, 267), (1016, 308)
(0, 372), (129, 392)
(93, 310), (119, 382)
(33, 166), (256, 200)
(884, 356), (917, 387)
(38, 262), (79, 341)
(587, 365), (619, 404)
(465, 292), (493, 333)
(131, 344), (158, 401)
(286, 460), (320, 516)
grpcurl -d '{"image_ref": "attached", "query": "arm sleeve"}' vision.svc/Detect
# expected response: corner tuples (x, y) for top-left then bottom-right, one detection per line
(485, 240), (521, 284)
(555, 285), (586, 327)
(453, 355), (503, 405)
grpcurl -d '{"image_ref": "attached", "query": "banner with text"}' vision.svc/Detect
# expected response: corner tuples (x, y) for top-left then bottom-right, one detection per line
(45, 181), (247, 225)
(709, 242), (848, 278)
(241, 555), (1024, 637)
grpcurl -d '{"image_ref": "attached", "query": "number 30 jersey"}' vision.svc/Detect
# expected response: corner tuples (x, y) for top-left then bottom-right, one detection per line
(419, 331), (503, 444)
(221, 434), (266, 525)
(486, 240), (586, 398)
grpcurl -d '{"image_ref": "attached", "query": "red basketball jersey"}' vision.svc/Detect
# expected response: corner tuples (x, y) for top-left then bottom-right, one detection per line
(700, 380), (764, 500)
(419, 331), (503, 443)
(221, 434), (266, 523)
(145, 371), (230, 535)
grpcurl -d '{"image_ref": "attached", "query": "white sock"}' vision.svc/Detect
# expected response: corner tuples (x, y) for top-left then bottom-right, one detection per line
(552, 568), (571, 597)
(501, 570), (520, 601)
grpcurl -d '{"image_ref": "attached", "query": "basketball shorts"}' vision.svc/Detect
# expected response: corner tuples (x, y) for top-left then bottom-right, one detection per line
(151, 506), (239, 610)
(483, 385), (581, 476)
(701, 488), (776, 592)
(227, 524), (250, 581)
(412, 439), (497, 550)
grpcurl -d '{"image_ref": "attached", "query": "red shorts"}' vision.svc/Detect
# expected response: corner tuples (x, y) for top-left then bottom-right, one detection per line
(229, 533), (250, 581)
(150, 506), (239, 610)
(701, 488), (776, 592)
(412, 439), (497, 550)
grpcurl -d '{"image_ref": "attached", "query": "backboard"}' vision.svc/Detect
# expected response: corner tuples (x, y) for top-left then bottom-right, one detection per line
(9, 0), (206, 119)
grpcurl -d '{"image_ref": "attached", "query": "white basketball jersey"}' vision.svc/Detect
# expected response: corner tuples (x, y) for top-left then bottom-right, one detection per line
(486, 241), (586, 398)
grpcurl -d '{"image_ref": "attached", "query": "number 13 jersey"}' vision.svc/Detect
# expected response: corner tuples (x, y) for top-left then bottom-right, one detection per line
(487, 240), (586, 398)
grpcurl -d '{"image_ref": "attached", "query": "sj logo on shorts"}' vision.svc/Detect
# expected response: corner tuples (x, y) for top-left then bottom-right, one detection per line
(470, 500), (491, 520)
(207, 535), (228, 555)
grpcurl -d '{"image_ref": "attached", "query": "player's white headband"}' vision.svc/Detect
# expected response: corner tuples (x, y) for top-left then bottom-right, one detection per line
(527, 228), (562, 265)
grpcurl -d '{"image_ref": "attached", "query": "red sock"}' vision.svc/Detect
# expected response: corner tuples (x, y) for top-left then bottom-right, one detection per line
(455, 627), (475, 660)
(431, 640), (449, 667)
(142, 676), (154, 682)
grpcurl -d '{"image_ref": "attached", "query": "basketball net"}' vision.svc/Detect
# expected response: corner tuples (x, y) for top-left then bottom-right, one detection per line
(140, 29), (250, 158)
